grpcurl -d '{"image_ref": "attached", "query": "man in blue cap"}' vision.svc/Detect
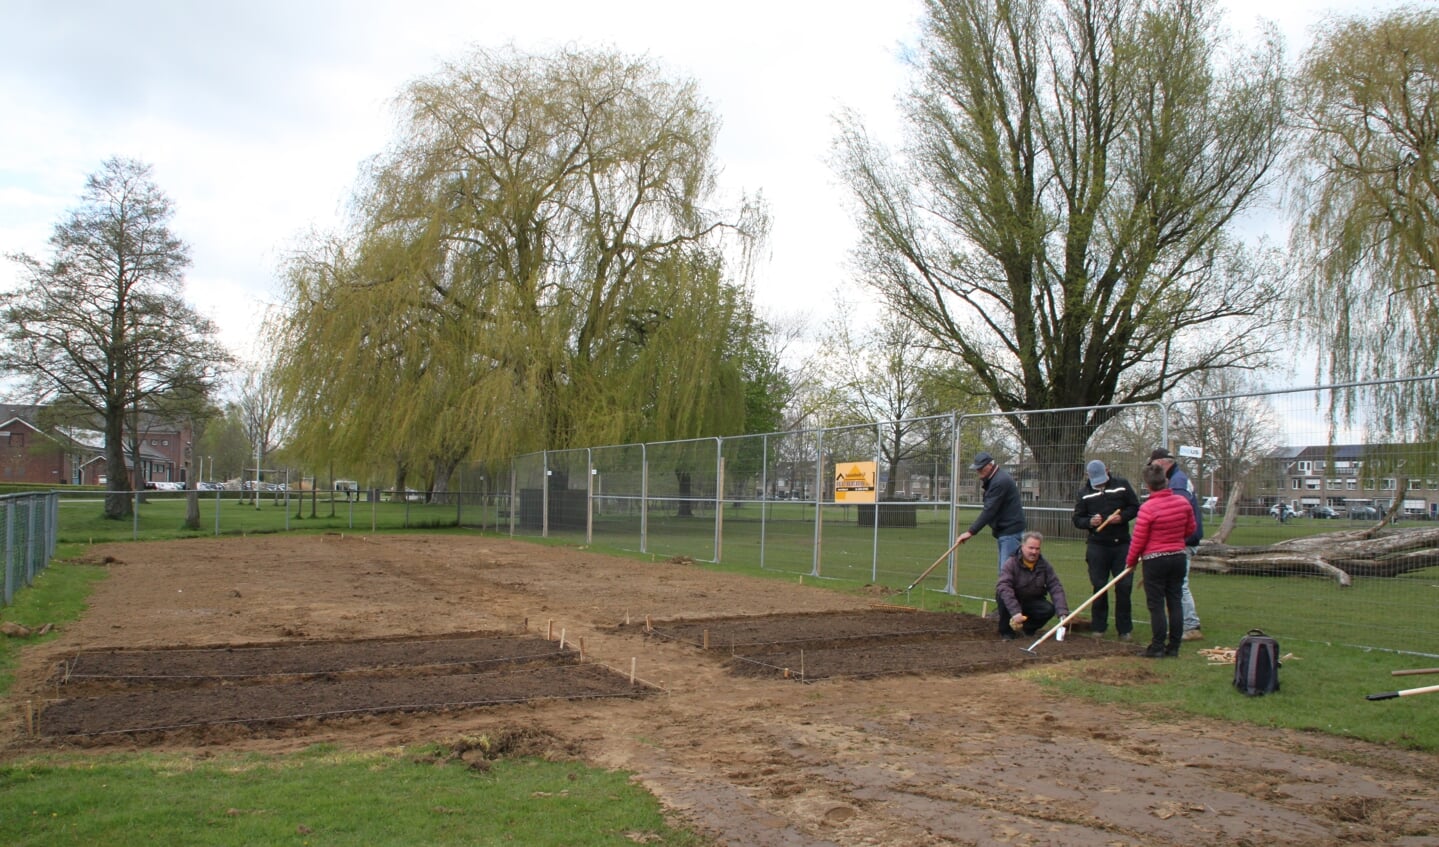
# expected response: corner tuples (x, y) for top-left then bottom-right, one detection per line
(957, 451), (1026, 573)
(1071, 459), (1140, 640)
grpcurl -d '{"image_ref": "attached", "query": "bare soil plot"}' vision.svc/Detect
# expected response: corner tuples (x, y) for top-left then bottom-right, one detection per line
(639, 608), (1137, 680)
(4, 534), (1437, 847)
(40, 633), (650, 740)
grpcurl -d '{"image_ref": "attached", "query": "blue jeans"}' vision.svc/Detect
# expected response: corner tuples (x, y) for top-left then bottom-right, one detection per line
(997, 533), (1022, 575)
(1181, 547), (1201, 631)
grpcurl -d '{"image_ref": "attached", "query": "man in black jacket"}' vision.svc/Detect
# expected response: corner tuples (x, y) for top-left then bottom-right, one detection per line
(957, 451), (1026, 574)
(1071, 460), (1141, 640)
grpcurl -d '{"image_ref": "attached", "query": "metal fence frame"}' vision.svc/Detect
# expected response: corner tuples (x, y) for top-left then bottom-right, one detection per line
(3, 492), (59, 609)
(499, 377), (1439, 656)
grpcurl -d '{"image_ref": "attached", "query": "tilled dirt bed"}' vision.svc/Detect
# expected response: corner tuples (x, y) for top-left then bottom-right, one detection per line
(40, 633), (652, 739)
(639, 608), (1136, 680)
(5, 534), (1439, 847)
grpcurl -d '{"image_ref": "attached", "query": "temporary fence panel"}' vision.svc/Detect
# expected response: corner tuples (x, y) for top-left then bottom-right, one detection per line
(642, 438), (720, 563)
(1170, 381), (1439, 655)
(590, 443), (646, 553)
(3, 492), (58, 608)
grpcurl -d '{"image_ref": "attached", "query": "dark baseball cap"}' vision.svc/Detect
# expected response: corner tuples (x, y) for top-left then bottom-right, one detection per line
(1149, 448), (1172, 462)
(970, 451), (994, 471)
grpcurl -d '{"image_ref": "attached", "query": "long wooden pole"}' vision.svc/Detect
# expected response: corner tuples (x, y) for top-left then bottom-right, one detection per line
(1024, 565), (1133, 653)
(1367, 683), (1439, 701)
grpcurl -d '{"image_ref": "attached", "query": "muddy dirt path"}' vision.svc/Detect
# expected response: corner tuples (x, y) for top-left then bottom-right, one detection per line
(5, 535), (1437, 846)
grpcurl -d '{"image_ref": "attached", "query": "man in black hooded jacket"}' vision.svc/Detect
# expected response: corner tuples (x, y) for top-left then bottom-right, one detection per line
(1071, 459), (1140, 640)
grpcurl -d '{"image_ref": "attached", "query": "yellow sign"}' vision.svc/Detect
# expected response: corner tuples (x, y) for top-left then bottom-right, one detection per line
(834, 461), (877, 503)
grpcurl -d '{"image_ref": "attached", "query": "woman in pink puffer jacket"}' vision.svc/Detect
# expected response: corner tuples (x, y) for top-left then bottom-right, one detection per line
(1126, 463), (1197, 658)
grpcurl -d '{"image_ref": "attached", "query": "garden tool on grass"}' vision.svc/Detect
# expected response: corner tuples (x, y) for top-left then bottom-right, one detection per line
(1367, 683), (1439, 701)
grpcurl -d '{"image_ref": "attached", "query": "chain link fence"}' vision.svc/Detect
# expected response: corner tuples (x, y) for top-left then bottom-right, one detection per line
(492, 379), (1439, 657)
(3, 491), (58, 608)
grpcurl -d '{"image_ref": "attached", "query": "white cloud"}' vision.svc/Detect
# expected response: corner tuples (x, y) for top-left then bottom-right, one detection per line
(0, 0), (1413, 379)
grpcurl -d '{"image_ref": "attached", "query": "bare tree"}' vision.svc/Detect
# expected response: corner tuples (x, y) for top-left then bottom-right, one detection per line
(826, 307), (949, 497)
(236, 363), (290, 498)
(1, 157), (229, 518)
(833, 0), (1287, 502)
(1168, 370), (1281, 541)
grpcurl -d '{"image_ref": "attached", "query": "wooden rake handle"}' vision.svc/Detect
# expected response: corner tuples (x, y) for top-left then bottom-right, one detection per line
(902, 536), (964, 593)
(1367, 683), (1439, 701)
(1024, 565), (1134, 653)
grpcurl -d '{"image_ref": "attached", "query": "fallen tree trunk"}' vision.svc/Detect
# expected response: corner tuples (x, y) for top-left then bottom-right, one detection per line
(1189, 524), (1439, 586)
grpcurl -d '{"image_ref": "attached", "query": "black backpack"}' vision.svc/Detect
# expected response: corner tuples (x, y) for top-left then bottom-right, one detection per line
(1234, 629), (1281, 696)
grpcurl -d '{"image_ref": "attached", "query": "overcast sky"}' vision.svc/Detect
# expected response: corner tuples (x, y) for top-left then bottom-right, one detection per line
(0, 0), (1408, 384)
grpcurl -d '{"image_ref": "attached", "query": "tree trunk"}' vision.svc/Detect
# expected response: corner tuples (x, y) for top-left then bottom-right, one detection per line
(1190, 524), (1439, 586)
(184, 481), (200, 530)
(1208, 479), (1246, 544)
(676, 470), (694, 517)
(103, 403), (130, 520)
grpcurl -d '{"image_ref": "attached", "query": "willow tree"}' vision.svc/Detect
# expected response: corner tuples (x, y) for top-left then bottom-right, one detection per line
(1290, 8), (1439, 427)
(269, 47), (766, 487)
(834, 0), (1286, 502)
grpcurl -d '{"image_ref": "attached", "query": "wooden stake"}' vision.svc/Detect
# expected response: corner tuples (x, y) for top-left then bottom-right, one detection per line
(559, 628), (567, 650)
(578, 637), (585, 661)
(625, 609), (631, 625)
(800, 649), (805, 681)
(981, 600), (989, 618)
(702, 629), (710, 650)
(630, 657), (636, 685)
(547, 619), (554, 640)
(645, 615), (652, 632)
(26, 700), (34, 737)
(522, 617), (528, 632)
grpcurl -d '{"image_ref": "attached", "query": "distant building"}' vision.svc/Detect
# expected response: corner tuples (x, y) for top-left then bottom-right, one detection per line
(1261, 443), (1439, 519)
(0, 404), (192, 488)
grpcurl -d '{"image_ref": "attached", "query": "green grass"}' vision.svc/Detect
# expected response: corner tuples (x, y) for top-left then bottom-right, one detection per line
(0, 745), (709, 847)
(1029, 640), (1439, 751)
(0, 563), (105, 693)
(51, 490), (498, 545)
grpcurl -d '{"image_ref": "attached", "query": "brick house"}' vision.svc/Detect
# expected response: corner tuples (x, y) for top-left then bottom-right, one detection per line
(0, 404), (191, 488)
(1262, 443), (1439, 519)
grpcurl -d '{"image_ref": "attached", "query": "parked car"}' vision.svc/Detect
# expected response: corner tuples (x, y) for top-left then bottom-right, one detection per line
(1348, 505), (1383, 520)
(1269, 503), (1297, 522)
(1310, 505), (1339, 519)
